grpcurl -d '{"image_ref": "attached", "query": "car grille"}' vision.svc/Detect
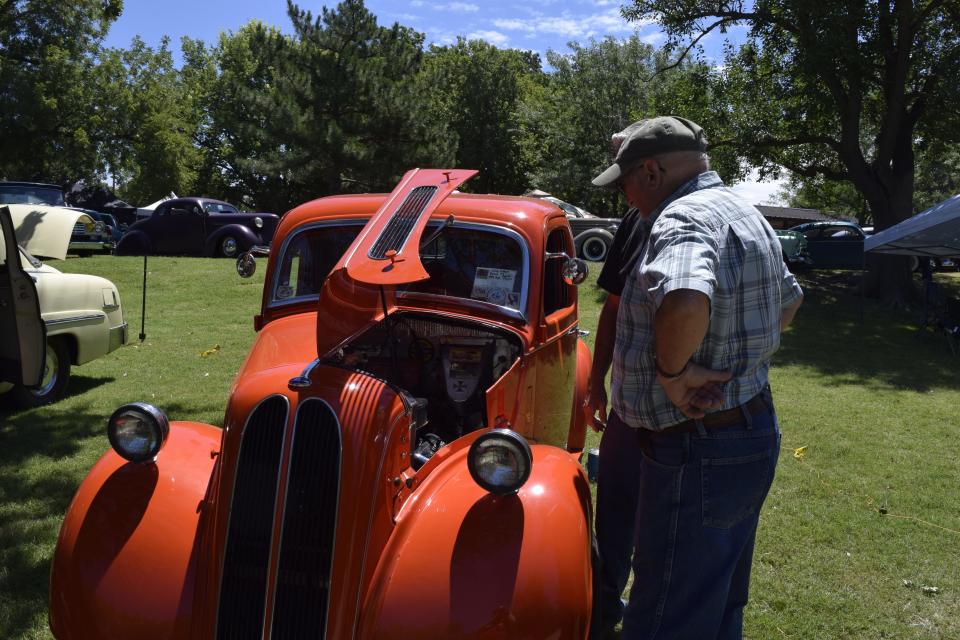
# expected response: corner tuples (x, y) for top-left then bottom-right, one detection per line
(216, 396), (341, 639)
(216, 396), (288, 640)
(271, 399), (341, 638)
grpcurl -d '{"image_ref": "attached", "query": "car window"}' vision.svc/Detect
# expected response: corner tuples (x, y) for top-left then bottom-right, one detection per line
(271, 220), (527, 313)
(204, 202), (239, 214)
(0, 185), (65, 206)
(823, 226), (859, 239)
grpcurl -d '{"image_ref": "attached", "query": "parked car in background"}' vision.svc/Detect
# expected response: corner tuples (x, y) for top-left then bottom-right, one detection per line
(1, 204), (126, 407)
(789, 221), (866, 269)
(0, 181), (65, 206)
(67, 209), (114, 256)
(115, 196), (279, 257)
(526, 190), (619, 262)
(776, 229), (811, 267)
(51, 170), (597, 638)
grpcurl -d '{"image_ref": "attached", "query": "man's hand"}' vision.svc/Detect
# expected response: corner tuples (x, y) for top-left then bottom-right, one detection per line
(657, 363), (731, 419)
(584, 374), (608, 432)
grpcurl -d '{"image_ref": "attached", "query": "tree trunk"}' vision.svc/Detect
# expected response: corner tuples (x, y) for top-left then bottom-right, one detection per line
(862, 182), (917, 305)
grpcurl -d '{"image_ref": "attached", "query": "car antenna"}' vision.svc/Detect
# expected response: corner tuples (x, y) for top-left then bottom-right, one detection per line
(139, 253), (148, 341)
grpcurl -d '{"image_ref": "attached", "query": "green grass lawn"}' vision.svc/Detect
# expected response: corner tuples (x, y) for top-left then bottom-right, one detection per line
(1, 256), (958, 639)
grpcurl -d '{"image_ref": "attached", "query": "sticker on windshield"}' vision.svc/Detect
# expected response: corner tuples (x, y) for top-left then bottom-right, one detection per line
(471, 267), (517, 306)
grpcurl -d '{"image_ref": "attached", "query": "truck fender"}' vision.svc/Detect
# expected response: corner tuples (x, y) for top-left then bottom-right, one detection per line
(573, 228), (614, 262)
(49, 421), (221, 640)
(114, 230), (152, 256)
(359, 444), (593, 639)
(204, 225), (259, 257)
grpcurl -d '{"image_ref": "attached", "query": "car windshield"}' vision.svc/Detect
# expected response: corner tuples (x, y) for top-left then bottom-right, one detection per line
(0, 185), (64, 206)
(271, 220), (527, 313)
(204, 202), (239, 214)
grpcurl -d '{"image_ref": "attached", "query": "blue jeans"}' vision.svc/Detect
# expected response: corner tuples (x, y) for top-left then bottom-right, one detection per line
(621, 400), (781, 640)
(595, 410), (644, 633)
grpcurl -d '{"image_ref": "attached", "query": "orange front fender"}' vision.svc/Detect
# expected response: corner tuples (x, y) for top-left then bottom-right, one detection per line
(359, 444), (593, 639)
(49, 421), (221, 640)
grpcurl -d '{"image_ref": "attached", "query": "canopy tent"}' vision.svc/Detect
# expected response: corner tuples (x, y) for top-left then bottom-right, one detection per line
(865, 193), (960, 257)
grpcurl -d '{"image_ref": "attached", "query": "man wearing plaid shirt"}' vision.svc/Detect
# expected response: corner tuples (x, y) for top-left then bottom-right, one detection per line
(592, 116), (803, 639)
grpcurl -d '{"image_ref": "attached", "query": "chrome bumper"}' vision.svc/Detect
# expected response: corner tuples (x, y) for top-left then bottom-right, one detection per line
(109, 323), (128, 351)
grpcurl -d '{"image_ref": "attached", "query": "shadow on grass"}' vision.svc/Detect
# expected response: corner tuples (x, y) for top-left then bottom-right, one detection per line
(775, 272), (959, 393)
(0, 401), (193, 639)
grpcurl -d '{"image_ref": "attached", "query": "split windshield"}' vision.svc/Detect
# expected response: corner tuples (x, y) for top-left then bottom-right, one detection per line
(271, 220), (526, 313)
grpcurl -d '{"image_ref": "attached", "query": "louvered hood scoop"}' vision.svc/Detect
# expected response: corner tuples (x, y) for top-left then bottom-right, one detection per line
(340, 168), (477, 286)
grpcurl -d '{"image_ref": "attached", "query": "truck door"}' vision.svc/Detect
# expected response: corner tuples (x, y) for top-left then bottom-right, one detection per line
(0, 206), (45, 387)
(529, 223), (578, 447)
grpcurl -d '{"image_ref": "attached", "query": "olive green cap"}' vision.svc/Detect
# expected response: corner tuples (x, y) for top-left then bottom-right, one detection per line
(592, 116), (708, 187)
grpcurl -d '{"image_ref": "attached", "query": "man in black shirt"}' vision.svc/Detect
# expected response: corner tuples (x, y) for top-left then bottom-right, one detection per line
(586, 125), (651, 638)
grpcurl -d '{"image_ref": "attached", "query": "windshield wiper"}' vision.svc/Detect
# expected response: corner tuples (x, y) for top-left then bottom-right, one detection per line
(419, 215), (455, 250)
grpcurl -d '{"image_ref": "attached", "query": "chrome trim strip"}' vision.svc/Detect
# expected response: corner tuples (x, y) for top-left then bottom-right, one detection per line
(44, 314), (102, 328)
(212, 393), (290, 640)
(268, 397), (342, 640)
(268, 219), (531, 322)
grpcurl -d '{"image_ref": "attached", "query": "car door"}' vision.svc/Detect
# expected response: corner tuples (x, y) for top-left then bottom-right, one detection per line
(0, 206), (45, 387)
(807, 224), (864, 268)
(529, 223), (578, 447)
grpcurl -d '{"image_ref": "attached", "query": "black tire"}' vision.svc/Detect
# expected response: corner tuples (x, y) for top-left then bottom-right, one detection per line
(219, 234), (241, 258)
(10, 337), (71, 408)
(580, 235), (609, 262)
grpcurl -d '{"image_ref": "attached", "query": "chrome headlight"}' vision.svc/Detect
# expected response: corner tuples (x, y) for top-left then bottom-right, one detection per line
(467, 429), (533, 495)
(253, 216), (264, 229)
(107, 402), (170, 463)
(94, 221), (105, 234)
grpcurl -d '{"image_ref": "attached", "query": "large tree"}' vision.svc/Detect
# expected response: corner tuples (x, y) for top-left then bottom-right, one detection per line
(422, 39), (542, 195)
(624, 0), (960, 300)
(0, 0), (122, 183)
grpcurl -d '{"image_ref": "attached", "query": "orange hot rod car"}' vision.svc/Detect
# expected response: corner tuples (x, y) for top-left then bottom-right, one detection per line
(49, 169), (598, 639)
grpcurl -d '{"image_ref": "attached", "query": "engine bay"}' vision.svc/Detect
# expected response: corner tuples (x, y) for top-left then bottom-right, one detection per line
(327, 312), (522, 468)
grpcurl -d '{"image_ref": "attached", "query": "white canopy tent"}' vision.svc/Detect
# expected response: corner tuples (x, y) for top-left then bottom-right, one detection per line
(135, 192), (177, 221)
(865, 193), (960, 257)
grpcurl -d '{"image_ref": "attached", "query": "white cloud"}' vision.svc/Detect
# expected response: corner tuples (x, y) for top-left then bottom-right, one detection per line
(414, 1), (480, 11)
(492, 8), (636, 39)
(730, 171), (788, 206)
(467, 29), (510, 46)
(639, 30), (666, 46)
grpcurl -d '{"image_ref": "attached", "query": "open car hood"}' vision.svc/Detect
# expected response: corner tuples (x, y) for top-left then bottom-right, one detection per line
(314, 168), (478, 358)
(3, 204), (91, 260)
(341, 168), (477, 285)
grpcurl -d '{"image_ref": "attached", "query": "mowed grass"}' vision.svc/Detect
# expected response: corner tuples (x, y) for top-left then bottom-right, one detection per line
(1, 256), (958, 639)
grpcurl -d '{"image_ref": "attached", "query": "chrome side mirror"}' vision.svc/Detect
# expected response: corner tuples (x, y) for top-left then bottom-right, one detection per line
(236, 252), (256, 278)
(563, 257), (589, 285)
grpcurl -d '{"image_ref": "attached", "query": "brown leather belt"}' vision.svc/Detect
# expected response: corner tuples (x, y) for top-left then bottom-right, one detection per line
(660, 391), (769, 435)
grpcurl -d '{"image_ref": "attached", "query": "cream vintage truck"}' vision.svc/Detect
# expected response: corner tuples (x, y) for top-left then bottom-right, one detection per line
(0, 204), (127, 408)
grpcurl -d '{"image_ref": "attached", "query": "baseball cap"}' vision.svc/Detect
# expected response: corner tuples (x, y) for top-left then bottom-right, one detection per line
(593, 116), (708, 187)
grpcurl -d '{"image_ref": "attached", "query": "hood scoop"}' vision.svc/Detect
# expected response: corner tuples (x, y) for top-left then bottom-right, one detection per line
(341, 168), (476, 286)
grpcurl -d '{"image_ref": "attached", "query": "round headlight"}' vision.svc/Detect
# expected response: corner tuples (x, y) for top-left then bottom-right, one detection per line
(253, 216), (264, 229)
(94, 221), (105, 234)
(467, 429), (533, 495)
(107, 402), (169, 463)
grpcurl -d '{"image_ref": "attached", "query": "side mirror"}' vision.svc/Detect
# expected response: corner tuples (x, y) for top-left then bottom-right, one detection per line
(236, 252), (256, 278)
(562, 257), (589, 285)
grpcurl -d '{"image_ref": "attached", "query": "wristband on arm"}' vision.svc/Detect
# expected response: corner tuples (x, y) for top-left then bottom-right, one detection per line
(654, 354), (688, 380)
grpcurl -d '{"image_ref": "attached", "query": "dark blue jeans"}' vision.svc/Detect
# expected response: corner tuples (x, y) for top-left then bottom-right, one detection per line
(595, 410), (644, 633)
(621, 400), (781, 640)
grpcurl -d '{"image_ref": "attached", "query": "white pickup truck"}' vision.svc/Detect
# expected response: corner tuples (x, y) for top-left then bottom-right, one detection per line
(0, 204), (127, 408)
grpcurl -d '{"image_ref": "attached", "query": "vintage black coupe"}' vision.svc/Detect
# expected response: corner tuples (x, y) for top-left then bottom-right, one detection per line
(115, 197), (279, 257)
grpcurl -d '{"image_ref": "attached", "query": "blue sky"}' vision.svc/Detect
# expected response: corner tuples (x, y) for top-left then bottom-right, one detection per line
(103, 1), (783, 203)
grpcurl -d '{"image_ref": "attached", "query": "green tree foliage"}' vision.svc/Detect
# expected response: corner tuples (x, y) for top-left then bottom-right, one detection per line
(94, 37), (201, 203)
(527, 36), (739, 217)
(423, 39), (541, 195)
(623, 0), (960, 300)
(0, 0), (122, 183)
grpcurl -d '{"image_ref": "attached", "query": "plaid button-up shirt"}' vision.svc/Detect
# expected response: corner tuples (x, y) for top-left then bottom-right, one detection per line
(611, 171), (803, 431)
